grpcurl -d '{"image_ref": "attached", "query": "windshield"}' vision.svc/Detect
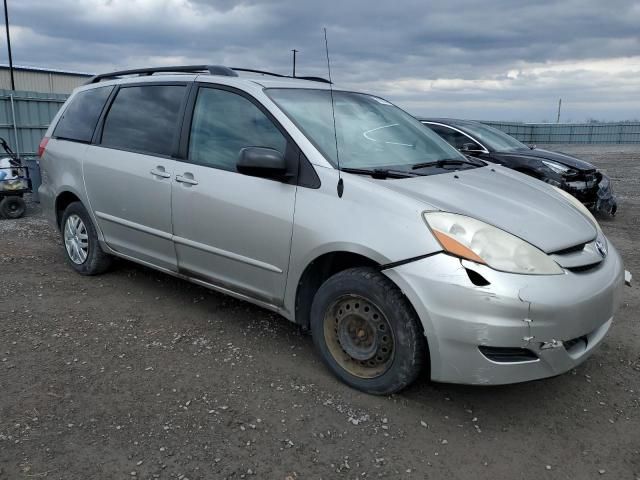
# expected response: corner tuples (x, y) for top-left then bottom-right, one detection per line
(266, 88), (465, 169)
(457, 122), (529, 152)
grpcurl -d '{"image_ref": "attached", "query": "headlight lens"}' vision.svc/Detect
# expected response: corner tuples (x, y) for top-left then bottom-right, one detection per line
(551, 186), (601, 233)
(424, 212), (564, 275)
(542, 160), (570, 174)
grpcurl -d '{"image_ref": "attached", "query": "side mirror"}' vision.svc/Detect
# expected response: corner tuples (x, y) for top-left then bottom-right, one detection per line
(460, 142), (482, 153)
(237, 147), (288, 179)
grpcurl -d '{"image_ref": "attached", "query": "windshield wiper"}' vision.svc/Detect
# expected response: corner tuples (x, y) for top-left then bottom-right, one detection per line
(411, 158), (483, 170)
(340, 167), (421, 179)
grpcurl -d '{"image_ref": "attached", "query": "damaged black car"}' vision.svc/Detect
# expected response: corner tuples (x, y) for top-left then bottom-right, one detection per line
(420, 118), (617, 215)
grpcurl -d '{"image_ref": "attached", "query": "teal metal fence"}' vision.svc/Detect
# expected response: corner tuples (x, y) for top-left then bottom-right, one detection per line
(1, 88), (639, 157)
(483, 121), (640, 144)
(0, 89), (67, 157)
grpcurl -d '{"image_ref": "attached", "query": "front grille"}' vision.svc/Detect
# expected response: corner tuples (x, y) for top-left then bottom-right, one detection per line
(478, 346), (538, 363)
(551, 243), (586, 255)
(551, 239), (604, 271)
(566, 262), (601, 273)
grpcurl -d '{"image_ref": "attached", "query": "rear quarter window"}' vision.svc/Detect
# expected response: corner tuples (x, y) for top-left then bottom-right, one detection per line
(53, 86), (113, 142)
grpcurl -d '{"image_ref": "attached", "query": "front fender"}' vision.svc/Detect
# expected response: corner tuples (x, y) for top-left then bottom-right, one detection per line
(282, 166), (442, 319)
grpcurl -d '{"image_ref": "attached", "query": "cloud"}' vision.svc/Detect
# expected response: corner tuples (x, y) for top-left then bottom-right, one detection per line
(4, 0), (640, 121)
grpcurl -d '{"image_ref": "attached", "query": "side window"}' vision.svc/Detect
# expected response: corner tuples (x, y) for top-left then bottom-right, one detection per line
(429, 124), (480, 150)
(101, 85), (186, 156)
(53, 86), (113, 142)
(188, 88), (287, 171)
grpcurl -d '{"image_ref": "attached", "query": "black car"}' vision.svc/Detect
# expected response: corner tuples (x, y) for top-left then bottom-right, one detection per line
(420, 118), (617, 215)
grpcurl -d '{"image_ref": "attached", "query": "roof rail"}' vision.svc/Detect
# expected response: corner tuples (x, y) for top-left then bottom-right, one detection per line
(231, 68), (331, 84)
(86, 65), (331, 85)
(232, 68), (287, 78)
(86, 65), (238, 84)
(296, 76), (332, 84)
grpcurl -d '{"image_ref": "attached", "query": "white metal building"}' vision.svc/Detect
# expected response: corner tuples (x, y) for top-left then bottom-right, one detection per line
(0, 65), (93, 94)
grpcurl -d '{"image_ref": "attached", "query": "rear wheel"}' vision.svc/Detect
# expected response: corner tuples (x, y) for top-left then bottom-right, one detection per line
(61, 202), (112, 275)
(310, 267), (426, 395)
(0, 196), (26, 219)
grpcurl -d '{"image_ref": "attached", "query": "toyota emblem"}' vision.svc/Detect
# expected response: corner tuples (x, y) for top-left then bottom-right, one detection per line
(595, 239), (607, 257)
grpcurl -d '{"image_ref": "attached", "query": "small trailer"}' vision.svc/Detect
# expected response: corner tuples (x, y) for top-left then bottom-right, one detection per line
(0, 138), (31, 219)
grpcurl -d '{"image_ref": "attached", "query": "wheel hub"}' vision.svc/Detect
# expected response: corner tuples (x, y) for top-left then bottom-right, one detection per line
(64, 214), (89, 265)
(324, 295), (395, 379)
(337, 314), (378, 361)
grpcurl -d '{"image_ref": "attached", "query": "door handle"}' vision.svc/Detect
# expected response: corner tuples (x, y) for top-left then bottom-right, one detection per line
(175, 174), (198, 186)
(150, 167), (171, 178)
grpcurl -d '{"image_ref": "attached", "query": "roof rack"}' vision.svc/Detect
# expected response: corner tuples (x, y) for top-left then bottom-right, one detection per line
(86, 65), (238, 84)
(231, 68), (331, 84)
(86, 65), (331, 85)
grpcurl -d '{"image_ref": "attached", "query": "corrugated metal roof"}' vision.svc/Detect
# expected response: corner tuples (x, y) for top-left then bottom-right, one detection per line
(0, 68), (92, 94)
(0, 64), (93, 77)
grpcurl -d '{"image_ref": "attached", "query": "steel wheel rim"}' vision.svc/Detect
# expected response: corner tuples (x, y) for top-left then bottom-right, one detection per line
(64, 214), (89, 265)
(323, 295), (395, 379)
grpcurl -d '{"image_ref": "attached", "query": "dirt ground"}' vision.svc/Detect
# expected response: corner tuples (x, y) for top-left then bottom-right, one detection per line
(1, 145), (638, 480)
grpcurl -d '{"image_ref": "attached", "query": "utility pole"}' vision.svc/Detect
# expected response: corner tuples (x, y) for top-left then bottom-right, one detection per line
(556, 98), (562, 124)
(3, 0), (14, 90)
(291, 49), (298, 77)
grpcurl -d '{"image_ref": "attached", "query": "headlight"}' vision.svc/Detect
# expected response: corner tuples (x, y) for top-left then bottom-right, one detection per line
(551, 186), (601, 233)
(423, 212), (564, 275)
(542, 160), (570, 174)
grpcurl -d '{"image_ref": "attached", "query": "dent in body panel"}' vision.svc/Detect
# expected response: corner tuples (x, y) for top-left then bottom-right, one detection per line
(384, 254), (533, 379)
(386, 245), (623, 384)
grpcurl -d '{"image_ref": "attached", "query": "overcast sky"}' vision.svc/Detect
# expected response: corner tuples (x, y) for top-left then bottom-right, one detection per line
(5, 0), (640, 121)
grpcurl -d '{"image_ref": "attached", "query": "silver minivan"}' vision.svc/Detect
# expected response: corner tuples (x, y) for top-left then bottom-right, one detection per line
(38, 65), (628, 394)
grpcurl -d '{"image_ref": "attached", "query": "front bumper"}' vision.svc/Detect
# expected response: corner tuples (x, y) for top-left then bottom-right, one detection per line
(384, 246), (625, 385)
(565, 172), (617, 216)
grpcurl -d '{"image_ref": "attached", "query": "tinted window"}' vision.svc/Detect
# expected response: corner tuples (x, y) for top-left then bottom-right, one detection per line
(53, 86), (113, 142)
(428, 124), (480, 150)
(101, 85), (186, 156)
(189, 88), (286, 171)
(454, 122), (528, 152)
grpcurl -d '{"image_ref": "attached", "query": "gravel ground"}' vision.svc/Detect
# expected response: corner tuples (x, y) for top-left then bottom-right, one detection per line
(1, 145), (638, 479)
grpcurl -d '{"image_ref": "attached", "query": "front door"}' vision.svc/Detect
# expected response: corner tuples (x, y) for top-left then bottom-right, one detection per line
(171, 86), (297, 305)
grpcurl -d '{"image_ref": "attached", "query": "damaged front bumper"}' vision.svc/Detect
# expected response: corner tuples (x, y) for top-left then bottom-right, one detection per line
(565, 172), (617, 216)
(383, 246), (625, 385)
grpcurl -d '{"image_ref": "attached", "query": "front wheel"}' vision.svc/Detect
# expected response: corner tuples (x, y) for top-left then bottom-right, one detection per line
(61, 201), (112, 275)
(310, 267), (427, 395)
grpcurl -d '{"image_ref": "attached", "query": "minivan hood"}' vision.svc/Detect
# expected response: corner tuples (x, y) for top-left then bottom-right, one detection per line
(496, 148), (595, 171)
(379, 166), (597, 253)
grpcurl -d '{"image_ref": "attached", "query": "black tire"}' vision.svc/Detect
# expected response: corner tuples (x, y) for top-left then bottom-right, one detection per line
(310, 267), (426, 395)
(60, 201), (112, 275)
(0, 196), (26, 219)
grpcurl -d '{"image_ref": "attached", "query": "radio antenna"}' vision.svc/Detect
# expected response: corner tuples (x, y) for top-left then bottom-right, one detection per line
(324, 27), (344, 198)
